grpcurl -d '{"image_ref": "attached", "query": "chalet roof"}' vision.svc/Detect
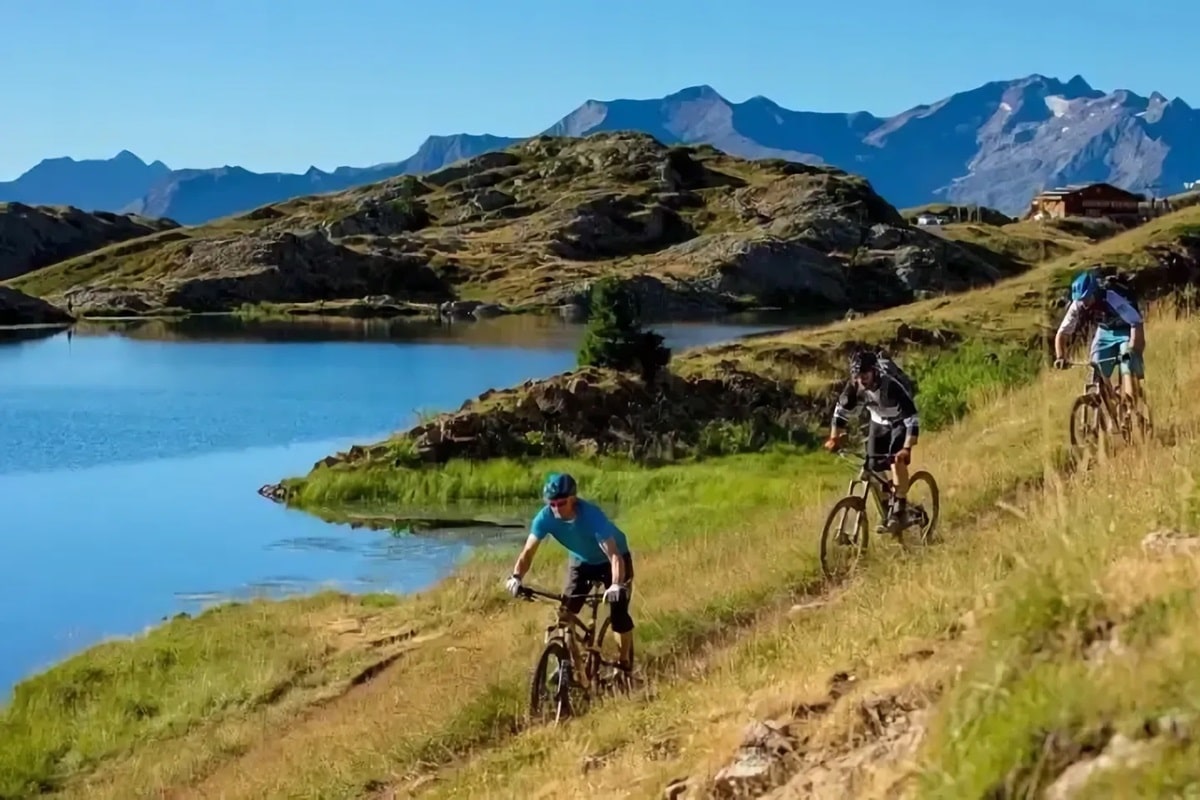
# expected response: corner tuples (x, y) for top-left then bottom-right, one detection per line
(1033, 182), (1146, 200)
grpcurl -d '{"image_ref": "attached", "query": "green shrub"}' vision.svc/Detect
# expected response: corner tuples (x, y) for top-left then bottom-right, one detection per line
(577, 278), (670, 382)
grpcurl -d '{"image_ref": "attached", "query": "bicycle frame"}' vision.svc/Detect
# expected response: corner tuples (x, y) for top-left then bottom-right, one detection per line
(1071, 356), (1131, 434)
(519, 587), (606, 688)
(837, 451), (895, 520)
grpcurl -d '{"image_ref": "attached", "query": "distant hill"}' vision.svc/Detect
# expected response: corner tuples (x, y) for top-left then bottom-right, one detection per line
(123, 134), (522, 225)
(3, 74), (1198, 222)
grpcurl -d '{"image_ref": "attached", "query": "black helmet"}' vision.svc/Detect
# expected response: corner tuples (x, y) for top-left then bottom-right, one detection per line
(850, 350), (878, 377)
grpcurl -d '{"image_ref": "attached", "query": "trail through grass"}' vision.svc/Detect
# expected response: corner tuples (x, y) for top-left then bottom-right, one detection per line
(416, 300), (1200, 799)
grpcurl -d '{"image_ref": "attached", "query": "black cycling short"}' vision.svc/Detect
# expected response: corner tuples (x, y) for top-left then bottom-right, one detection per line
(564, 553), (635, 634)
(867, 421), (908, 472)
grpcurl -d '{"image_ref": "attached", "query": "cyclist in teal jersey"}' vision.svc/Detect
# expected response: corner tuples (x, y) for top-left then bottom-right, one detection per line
(1053, 269), (1146, 403)
(505, 473), (635, 672)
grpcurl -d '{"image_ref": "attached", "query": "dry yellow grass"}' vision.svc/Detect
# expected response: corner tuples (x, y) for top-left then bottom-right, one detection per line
(406, 300), (1200, 799)
(46, 307), (1184, 799)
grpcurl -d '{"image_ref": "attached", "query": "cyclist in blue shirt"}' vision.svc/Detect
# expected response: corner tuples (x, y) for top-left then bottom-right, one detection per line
(506, 473), (635, 672)
(1053, 269), (1146, 404)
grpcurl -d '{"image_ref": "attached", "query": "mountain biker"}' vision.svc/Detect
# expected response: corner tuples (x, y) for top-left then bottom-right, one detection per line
(506, 472), (635, 673)
(1053, 269), (1145, 403)
(823, 350), (920, 534)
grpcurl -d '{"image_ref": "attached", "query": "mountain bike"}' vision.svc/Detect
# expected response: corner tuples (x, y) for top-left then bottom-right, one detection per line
(1067, 355), (1152, 449)
(819, 450), (940, 579)
(515, 585), (632, 723)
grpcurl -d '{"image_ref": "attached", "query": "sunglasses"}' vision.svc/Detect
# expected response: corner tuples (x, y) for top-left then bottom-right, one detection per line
(547, 497), (572, 509)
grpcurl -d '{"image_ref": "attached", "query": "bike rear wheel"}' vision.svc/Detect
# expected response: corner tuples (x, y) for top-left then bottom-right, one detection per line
(819, 496), (868, 579)
(904, 470), (940, 544)
(529, 638), (574, 723)
(594, 617), (633, 696)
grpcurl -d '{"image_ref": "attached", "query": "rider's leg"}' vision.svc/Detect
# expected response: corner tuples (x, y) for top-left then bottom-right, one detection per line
(886, 425), (909, 532)
(1118, 339), (1145, 402)
(1093, 329), (1121, 393)
(866, 423), (895, 532)
(606, 554), (636, 670)
(562, 560), (595, 616)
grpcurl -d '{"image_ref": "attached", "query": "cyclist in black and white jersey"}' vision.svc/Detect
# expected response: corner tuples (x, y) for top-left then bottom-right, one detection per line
(823, 350), (920, 534)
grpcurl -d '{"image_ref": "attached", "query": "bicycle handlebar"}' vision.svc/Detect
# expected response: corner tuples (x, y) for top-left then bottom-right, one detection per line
(1063, 354), (1130, 368)
(516, 585), (604, 605)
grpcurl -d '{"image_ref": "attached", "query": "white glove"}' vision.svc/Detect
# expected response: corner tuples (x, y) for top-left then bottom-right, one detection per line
(505, 575), (522, 597)
(603, 583), (627, 604)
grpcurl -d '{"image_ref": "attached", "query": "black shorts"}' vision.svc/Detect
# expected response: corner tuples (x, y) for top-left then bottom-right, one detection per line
(867, 421), (907, 472)
(564, 553), (635, 634)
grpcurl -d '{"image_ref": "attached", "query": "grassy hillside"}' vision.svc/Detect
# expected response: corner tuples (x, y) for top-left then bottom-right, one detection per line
(3, 202), (1199, 798)
(3, 299), (1196, 799)
(6, 133), (1013, 320)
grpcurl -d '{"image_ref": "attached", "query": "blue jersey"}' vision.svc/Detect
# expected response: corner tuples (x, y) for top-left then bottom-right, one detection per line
(530, 499), (630, 565)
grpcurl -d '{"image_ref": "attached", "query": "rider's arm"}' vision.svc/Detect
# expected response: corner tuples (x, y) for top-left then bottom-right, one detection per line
(831, 379), (859, 436)
(894, 380), (920, 448)
(598, 537), (626, 584)
(1054, 300), (1083, 360)
(585, 505), (628, 584)
(1129, 323), (1145, 354)
(513, 512), (551, 579)
(511, 534), (542, 580)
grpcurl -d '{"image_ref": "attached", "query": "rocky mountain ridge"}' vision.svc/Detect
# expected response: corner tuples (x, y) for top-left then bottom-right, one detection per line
(7, 133), (1013, 320)
(3, 74), (1196, 223)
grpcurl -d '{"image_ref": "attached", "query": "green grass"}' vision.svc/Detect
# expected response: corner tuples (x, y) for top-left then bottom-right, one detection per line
(0, 592), (405, 797)
(908, 339), (1043, 431)
(289, 336), (1049, 512)
(413, 300), (1200, 800)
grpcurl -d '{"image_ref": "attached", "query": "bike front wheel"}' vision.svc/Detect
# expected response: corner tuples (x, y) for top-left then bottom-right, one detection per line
(529, 638), (575, 724)
(1069, 393), (1105, 448)
(819, 495), (868, 580)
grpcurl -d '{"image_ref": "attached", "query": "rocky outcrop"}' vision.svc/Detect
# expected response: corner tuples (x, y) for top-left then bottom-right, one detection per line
(0, 202), (178, 281)
(0, 286), (74, 326)
(300, 365), (831, 472)
(59, 229), (455, 315)
(21, 133), (1024, 320)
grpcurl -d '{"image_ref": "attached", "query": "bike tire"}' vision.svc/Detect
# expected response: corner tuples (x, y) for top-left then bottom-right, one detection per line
(529, 637), (573, 723)
(819, 496), (868, 580)
(1069, 393), (1104, 448)
(907, 470), (941, 544)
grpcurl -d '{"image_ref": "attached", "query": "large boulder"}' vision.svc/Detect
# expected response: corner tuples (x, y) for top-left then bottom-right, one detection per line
(0, 286), (74, 326)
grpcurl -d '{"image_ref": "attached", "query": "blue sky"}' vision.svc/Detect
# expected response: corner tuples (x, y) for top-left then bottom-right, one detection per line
(3, 0), (1197, 180)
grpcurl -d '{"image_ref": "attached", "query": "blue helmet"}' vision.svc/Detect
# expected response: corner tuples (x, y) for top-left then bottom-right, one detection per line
(1070, 270), (1102, 302)
(542, 472), (577, 501)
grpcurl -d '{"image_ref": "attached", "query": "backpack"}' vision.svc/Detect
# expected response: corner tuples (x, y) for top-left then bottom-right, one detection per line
(876, 351), (919, 398)
(1101, 273), (1140, 314)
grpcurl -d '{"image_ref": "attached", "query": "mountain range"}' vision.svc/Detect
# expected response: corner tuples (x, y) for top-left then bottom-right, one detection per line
(3, 74), (1198, 224)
